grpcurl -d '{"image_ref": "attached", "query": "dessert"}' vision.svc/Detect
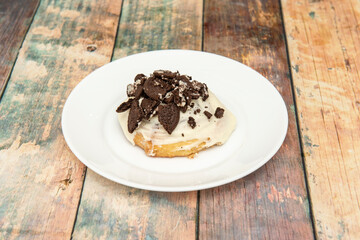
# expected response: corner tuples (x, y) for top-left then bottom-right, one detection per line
(116, 70), (236, 158)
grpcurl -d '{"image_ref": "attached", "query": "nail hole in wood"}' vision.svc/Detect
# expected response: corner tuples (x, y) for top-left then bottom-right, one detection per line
(87, 44), (97, 52)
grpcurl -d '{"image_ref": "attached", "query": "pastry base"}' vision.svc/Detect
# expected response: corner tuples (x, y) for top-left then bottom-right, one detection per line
(133, 133), (220, 158)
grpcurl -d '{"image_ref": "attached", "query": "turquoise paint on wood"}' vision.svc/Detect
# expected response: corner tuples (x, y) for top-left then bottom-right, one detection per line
(0, 0), (121, 238)
(309, 11), (315, 19)
(72, 0), (202, 239)
(200, 0), (314, 239)
(0, 0), (40, 98)
(113, 0), (202, 59)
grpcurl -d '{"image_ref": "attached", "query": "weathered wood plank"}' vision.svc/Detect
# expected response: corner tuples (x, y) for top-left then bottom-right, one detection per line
(282, 0), (360, 239)
(199, 0), (314, 239)
(72, 0), (202, 239)
(0, 0), (39, 98)
(113, 0), (202, 57)
(0, 0), (121, 239)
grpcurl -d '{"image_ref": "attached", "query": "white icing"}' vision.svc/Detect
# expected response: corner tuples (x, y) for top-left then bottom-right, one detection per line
(118, 91), (236, 149)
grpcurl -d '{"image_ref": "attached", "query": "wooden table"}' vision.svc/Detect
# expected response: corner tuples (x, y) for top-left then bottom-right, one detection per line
(0, 0), (359, 239)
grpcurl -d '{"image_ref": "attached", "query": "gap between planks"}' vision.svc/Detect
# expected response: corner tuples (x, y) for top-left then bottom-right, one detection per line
(277, 0), (317, 238)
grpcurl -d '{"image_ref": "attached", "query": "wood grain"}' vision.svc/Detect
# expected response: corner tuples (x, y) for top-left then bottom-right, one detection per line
(282, 0), (360, 239)
(0, 0), (39, 98)
(72, 0), (202, 239)
(199, 0), (314, 239)
(0, 0), (121, 239)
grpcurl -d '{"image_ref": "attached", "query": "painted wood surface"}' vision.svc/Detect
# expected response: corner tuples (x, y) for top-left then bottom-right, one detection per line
(1, 0), (357, 239)
(199, 0), (315, 239)
(72, 0), (202, 239)
(282, 0), (360, 239)
(0, 0), (121, 239)
(0, 0), (39, 98)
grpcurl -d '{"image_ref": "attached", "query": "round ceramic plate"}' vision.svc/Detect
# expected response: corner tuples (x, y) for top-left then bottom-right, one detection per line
(62, 50), (288, 192)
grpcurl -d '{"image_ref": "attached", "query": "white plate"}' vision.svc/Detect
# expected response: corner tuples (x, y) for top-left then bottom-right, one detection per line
(62, 50), (288, 192)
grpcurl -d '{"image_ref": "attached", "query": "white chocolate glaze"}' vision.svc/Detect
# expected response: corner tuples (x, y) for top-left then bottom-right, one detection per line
(118, 91), (236, 150)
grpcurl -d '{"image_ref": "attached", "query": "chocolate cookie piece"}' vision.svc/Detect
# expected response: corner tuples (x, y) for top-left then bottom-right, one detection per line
(192, 80), (203, 91)
(176, 74), (192, 81)
(203, 110), (212, 119)
(163, 71), (178, 79)
(153, 70), (165, 78)
(200, 83), (209, 101)
(127, 74), (147, 98)
(128, 100), (144, 133)
(134, 73), (146, 81)
(153, 70), (177, 79)
(176, 75), (192, 87)
(172, 88), (186, 107)
(179, 106), (188, 113)
(193, 109), (201, 114)
(188, 117), (196, 129)
(127, 84), (136, 97)
(163, 92), (174, 103)
(184, 89), (200, 100)
(141, 98), (158, 119)
(158, 103), (180, 134)
(134, 85), (144, 99)
(166, 78), (179, 86)
(191, 80), (209, 101)
(143, 77), (171, 100)
(214, 107), (225, 118)
(127, 84), (144, 99)
(116, 98), (133, 113)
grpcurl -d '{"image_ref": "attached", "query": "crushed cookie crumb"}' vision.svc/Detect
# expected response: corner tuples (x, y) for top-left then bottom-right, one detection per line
(204, 110), (212, 119)
(188, 117), (196, 129)
(215, 107), (225, 118)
